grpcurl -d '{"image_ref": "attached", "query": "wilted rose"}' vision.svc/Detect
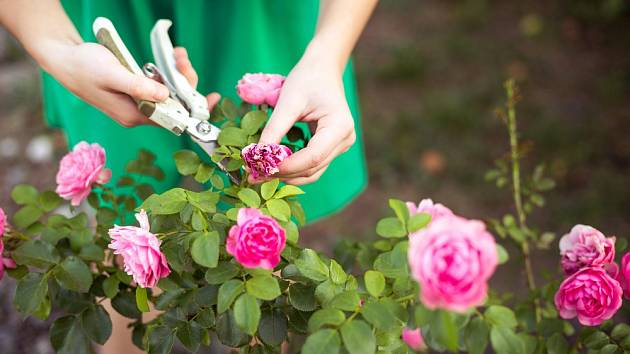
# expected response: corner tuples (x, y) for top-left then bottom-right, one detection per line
(408, 216), (498, 312)
(236, 73), (285, 107)
(242, 143), (292, 179)
(226, 208), (286, 270)
(559, 224), (615, 276)
(108, 210), (170, 288)
(55, 141), (111, 206)
(554, 267), (622, 326)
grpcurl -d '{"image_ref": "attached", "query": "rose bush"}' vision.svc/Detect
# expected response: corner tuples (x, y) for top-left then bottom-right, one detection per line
(0, 79), (629, 354)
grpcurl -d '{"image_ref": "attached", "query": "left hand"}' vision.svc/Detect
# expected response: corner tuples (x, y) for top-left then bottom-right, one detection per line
(256, 53), (357, 185)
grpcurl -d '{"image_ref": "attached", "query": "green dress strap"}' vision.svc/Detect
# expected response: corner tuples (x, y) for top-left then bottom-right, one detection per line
(44, 0), (367, 223)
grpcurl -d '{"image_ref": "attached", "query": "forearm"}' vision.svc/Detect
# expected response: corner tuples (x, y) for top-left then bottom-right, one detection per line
(0, 0), (82, 73)
(305, 0), (378, 74)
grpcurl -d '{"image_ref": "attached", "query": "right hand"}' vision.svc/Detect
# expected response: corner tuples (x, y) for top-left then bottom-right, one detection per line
(46, 43), (219, 127)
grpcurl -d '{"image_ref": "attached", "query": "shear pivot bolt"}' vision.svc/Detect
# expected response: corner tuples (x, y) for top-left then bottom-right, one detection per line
(197, 121), (212, 135)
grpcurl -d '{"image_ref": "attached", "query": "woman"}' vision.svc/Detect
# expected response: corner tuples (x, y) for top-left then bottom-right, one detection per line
(0, 0), (376, 351)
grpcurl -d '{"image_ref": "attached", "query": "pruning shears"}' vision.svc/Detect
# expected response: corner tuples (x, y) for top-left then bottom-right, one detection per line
(92, 17), (240, 184)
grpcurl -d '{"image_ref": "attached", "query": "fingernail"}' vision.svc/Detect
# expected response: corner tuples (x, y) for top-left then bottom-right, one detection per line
(153, 85), (169, 101)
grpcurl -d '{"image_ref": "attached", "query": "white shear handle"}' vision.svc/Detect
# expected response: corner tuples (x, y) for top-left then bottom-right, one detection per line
(151, 19), (210, 120)
(93, 17), (144, 76)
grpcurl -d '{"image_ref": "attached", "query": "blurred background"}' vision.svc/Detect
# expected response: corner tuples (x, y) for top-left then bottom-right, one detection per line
(0, 0), (629, 353)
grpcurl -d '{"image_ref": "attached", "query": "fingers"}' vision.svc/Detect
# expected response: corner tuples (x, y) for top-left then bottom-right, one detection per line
(97, 92), (151, 128)
(104, 65), (169, 102)
(174, 47), (198, 88)
(206, 92), (221, 110)
(259, 93), (304, 145)
(282, 165), (329, 185)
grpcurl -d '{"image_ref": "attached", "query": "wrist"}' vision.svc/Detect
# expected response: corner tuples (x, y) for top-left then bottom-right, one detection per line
(300, 36), (348, 77)
(30, 36), (82, 75)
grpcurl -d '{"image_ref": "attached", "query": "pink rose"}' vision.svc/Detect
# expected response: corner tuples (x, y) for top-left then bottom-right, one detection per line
(559, 224), (615, 276)
(108, 210), (170, 288)
(236, 73), (285, 107)
(56, 141), (112, 206)
(226, 208), (286, 270)
(408, 216), (498, 312)
(406, 198), (454, 222)
(242, 143), (292, 179)
(0, 208), (6, 236)
(620, 252), (630, 300)
(0, 238), (16, 280)
(402, 328), (426, 352)
(554, 267), (622, 326)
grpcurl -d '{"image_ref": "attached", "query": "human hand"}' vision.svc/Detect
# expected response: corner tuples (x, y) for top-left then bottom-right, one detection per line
(46, 43), (219, 127)
(254, 53), (356, 185)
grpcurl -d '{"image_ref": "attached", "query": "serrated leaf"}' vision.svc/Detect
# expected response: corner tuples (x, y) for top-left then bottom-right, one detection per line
(80, 305), (112, 344)
(340, 320), (376, 354)
(376, 217), (406, 238)
(217, 279), (244, 313)
(13, 239), (60, 268)
(14, 272), (48, 316)
(261, 179), (280, 200)
(237, 188), (261, 208)
(53, 256), (93, 293)
(173, 150), (201, 175)
(234, 293), (261, 335)
(241, 110), (267, 135)
(364, 270), (385, 297)
(273, 185), (305, 199)
(190, 231), (220, 268)
(303, 329), (341, 354)
(267, 198), (291, 221)
(246, 275), (281, 301)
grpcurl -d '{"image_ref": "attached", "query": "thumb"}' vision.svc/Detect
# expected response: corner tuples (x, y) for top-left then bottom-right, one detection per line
(106, 65), (170, 102)
(259, 96), (302, 144)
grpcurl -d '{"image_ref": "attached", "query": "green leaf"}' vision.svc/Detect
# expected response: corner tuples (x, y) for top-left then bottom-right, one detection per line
(600, 344), (620, 354)
(190, 231), (220, 268)
(407, 213), (431, 233)
(176, 321), (202, 352)
(241, 110), (267, 135)
(80, 305), (112, 345)
(218, 126), (248, 147)
(389, 198), (410, 223)
(13, 239), (60, 268)
(289, 283), (317, 312)
(135, 287), (150, 312)
(584, 331), (609, 349)
(261, 179), (280, 200)
(266, 198), (291, 221)
(13, 205), (43, 229)
(216, 310), (250, 347)
(194, 163), (214, 183)
(217, 279), (244, 313)
(364, 270), (385, 297)
(246, 275), (281, 301)
(496, 244), (509, 264)
(490, 327), (525, 354)
(376, 217), (406, 238)
(308, 308), (346, 332)
(14, 272), (48, 316)
(238, 188), (261, 208)
(430, 310), (459, 352)
(102, 276), (120, 299)
(50, 315), (91, 354)
(39, 191), (62, 212)
(205, 261), (240, 284)
(465, 317), (489, 354)
(53, 256), (93, 293)
(360, 301), (397, 330)
(173, 150), (201, 175)
(258, 309), (288, 346)
(328, 290), (360, 312)
(329, 260), (348, 285)
(611, 323), (630, 341)
(139, 188), (188, 215)
(111, 290), (142, 319)
(234, 293), (261, 335)
(196, 308), (216, 328)
(303, 329), (341, 354)
(273, 185), (305, 199)
(78, 244), (104, 262)
(295, 249), (329, 282)
(147, 325), (175, 354)
(340, 320), (376, 354)
(485, 305), (518, 329)
(220, 98), (238, 119)
(546, 333), (568, 354)
(11, 184), (39, 205)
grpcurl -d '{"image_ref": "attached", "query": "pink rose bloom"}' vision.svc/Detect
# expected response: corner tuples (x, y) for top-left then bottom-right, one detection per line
(226, 208), (286, 270)
(56, 141), (112, 206)
(0, 238), (16, 280)
(0, 208), (6, 236)
(620, 252), (630, 300)
(242, 143), (292, 179)
(408, 216), (498, 312)
(236, 73), (285, 107)
(402, 328), (426, 352)
(108, 210), (170, 288)
(559, 224), (615, 276)
(554, 267), (622, 326)
(406, 198), (454, 222)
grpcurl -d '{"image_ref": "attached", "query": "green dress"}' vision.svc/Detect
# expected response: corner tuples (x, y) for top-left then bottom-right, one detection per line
(42, 0), (367, 223)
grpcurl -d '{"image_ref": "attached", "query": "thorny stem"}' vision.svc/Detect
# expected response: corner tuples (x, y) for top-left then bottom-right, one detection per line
(505, 79), (541, 323)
